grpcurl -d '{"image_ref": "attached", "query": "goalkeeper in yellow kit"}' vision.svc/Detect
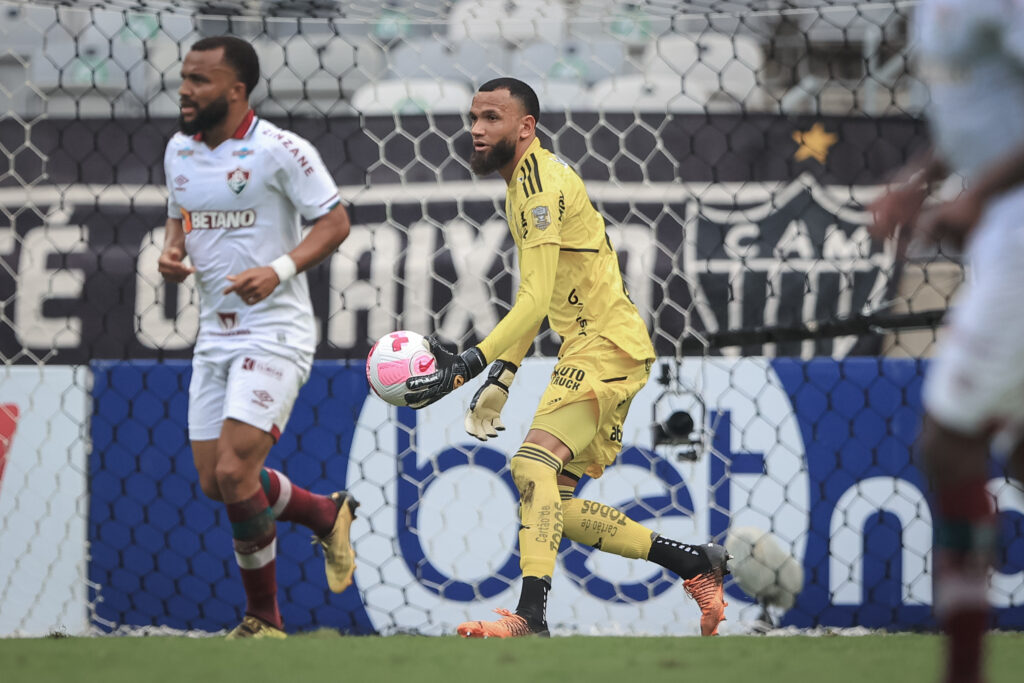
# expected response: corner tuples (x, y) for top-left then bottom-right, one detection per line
(405, 78), (730, 637)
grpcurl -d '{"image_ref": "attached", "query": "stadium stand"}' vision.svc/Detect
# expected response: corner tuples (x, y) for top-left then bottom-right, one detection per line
(507, 39), (633, 86)
(447, 0), (567, 44)
(387, 37), (507, 85)
(350, 77), (473, 114)
(586, 74), (706, 113)
(643, 33), (765, 108)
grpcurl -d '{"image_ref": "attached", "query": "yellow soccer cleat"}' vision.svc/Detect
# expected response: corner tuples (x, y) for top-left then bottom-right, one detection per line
(457, 608), (550, 638)
(683, 542), (732, 636)
(316, 491), (360, 593)
(226, 615), (287, 640)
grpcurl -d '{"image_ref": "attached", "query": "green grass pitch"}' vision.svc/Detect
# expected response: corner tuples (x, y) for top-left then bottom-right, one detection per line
(1, 632), (1022, 683)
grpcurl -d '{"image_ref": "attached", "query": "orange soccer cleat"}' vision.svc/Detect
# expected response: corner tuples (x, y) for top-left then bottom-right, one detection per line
(683, 543), (731, 636)
(457, 609), (550, 638)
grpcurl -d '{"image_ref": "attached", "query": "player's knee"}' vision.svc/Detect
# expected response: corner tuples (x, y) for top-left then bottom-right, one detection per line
(197, 473), (223, 501)
(510, 454), (558, 497)
(213, 451), (251, 495)
(919, 418), (956, 482)
(919, 414), (989, 483)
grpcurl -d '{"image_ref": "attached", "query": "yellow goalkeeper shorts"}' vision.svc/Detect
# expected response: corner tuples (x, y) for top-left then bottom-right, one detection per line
(531, 336), (652, 479)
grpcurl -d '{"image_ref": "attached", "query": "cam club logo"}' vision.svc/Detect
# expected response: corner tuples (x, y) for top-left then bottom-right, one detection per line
(683, 174), (891, 358)
(226, 167), (251, 195)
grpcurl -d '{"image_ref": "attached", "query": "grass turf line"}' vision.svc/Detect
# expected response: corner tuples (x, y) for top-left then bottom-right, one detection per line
(1, 633), (1022, 683)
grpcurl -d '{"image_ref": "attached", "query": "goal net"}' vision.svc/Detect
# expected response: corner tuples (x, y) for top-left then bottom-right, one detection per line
(0, 0), (1020, 637)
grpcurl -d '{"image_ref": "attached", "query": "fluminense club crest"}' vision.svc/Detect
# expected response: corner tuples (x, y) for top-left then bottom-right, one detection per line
(226, 167), (250, 195)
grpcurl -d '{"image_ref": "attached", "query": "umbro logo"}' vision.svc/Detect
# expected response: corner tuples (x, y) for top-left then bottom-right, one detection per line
(251, 389), (274, 409)
(174, 174), (189, 190)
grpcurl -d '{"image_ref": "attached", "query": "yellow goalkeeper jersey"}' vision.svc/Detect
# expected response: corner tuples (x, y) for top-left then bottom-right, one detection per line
(478, 138), (654, 364)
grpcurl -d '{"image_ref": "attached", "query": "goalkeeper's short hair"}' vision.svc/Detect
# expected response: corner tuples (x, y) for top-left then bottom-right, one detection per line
(478, 77), (541, 124)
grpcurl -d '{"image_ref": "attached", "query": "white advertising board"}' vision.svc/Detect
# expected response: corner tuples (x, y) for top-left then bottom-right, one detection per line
(0, 366), (89, 636)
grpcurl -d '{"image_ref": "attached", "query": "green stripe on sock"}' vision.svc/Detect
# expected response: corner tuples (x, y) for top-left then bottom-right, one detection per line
(935, 520), (999, 553)
(231, 507), (275, 540)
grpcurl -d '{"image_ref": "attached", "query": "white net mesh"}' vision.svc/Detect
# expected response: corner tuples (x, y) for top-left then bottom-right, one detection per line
(1, 0), (1021, 637)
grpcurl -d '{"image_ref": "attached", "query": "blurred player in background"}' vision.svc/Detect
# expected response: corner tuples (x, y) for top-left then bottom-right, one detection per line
(405, 78), (731, 638)
(158, 36), (356, 639)
(870, 1), (1024, 680)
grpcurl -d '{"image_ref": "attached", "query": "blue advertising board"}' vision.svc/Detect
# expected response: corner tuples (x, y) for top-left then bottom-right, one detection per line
(88, 358), (1024, 635)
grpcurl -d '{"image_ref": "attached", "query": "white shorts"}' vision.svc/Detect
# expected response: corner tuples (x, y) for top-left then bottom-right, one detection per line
(923, 187), (1024, 436)
(188, 348), (311, 442)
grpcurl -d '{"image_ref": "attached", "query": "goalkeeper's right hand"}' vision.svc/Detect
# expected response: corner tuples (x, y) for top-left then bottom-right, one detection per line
(464, 360), (518, 441)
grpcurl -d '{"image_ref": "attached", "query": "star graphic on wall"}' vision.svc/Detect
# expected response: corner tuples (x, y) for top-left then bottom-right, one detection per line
(792, 122), (838, 165)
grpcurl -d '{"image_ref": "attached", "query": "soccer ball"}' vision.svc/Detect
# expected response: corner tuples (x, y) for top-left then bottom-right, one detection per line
(366, 330), (437, 407)
(725, 525), (804, 610)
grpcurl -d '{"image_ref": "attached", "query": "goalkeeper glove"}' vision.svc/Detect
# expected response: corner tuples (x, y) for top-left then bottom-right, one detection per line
(464, 360), (518, 441)
(405, 334), (486, 409)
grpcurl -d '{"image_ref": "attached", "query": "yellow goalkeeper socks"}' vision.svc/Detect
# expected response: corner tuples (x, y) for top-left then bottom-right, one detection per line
(560, 494), (712, 578)
(561, 497), (655, 559)
(511, 444), (564, 581)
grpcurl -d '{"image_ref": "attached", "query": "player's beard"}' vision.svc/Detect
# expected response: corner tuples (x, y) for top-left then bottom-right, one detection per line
(470, 135), (517, 176)
(178, 95), (230, 136)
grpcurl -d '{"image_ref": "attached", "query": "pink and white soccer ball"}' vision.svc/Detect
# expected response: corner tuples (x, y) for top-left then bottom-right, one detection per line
(366, 330), (437, 407)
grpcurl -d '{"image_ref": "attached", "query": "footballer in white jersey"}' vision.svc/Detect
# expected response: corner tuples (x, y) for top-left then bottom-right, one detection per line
(868, 3), (1024, 681)
(908, 0), (1024, 433)
(916, 0), (1024, 179)
(164, 110), (339, 367)
(157, 36), (356, 640)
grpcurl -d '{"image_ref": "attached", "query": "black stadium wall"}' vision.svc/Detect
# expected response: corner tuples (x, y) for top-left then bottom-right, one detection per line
(0, 113), (927, 364)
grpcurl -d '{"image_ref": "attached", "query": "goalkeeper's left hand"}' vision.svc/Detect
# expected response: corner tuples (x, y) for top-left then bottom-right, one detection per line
(465, 360), (517, 440)
(405, 335), (486, 409)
